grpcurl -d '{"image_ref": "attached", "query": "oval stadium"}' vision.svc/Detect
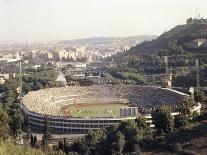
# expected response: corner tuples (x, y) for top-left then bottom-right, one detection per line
(22, 85), (202, 134)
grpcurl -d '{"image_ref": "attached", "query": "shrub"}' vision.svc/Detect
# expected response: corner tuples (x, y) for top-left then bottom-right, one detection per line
(172, 143), (182, 153)
(174, 114), (189, 129)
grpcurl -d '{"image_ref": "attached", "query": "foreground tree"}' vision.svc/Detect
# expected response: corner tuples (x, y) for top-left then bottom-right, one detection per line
(8, 103), (24, 137)
(152, 106), (174, 136)
(174, 114), (189, 129)
(135, 116), (152, 140)
(30, 135), (34, 147)
(42, 116), (52, 150)
(194, 90), (206, 104)
(0, 106), (9, 140)
(177, 99), (193, 116)
(178, 99), (193, 117)
(75, 129), (106, 155)
(118, 120), (142, 152)
(71, 120), (143, 155)
(3, 90), (16, 108)
(174, 99), (194, 129)
(112, 131), (125, 154)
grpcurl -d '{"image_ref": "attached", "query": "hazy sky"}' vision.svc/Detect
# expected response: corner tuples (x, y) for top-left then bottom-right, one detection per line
(0, 0), (207, 41)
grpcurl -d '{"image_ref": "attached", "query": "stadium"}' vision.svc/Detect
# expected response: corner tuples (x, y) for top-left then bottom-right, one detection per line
(22, 85), (202, 134)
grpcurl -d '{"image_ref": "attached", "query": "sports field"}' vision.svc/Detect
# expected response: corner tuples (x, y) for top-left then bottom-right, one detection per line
(61, 103), (129, 118)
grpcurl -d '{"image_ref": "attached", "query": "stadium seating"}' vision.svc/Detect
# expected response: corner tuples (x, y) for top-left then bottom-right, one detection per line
(22, 85), (187, 117)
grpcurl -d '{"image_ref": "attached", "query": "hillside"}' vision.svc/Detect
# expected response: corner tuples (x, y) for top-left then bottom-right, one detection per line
(104, 20), (207, 87)
(0, 142), (46, 155)
(127, 22), (207, 56)
(143, 120), (207, 155)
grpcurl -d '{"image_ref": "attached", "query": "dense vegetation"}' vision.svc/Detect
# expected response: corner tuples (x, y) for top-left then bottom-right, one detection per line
(0, 67), (59, 155)
(0, 68), (58, 137)
(0, 142), (46, 155)
(22, 68), (58, 93)
(104, 22), (207, 87)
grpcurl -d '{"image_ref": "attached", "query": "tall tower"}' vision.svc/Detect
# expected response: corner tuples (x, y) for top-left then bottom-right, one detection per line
(19, 61), (23, 104)
(16, 52), (19, 59)
(164, 56), (171, 88)
(195, 59), (200, 88)
(18, 60), (23, 132)
(164, 56), (168, 79)
(88, 55), (92, 63)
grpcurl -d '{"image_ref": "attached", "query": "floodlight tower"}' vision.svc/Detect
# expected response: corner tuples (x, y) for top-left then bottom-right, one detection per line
(195, 59), (200, 89)
(164, 56), (168, 86)
(19, 60), (22, 104)
(18, 60), (23, 132)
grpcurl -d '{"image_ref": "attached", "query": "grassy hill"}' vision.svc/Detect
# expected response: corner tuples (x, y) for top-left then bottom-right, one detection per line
(0, 142), (45, 155)
(143, 120), (207, 155)
(0, 142), (65, 155)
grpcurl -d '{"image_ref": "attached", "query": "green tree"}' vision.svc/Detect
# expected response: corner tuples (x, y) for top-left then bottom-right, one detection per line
(174, 114), (189, 129)
(177, 99), (193, 116)
(8, 103), (24, 137)
(194, 90), (206, 103)
(118, 120), (142, 152)
(113, 131), (125, 154)
(152, 106), (174, 136)
(0, 105), (9, 140)
(135, 116), (152, 140)
(4, 90), (17, 108)
(71, 139), (90, 155)
(30, 134), (34, 147)
(42, 116), (52, 150)
(83, 129), (106, 155)
(97, 125), (118, 155)
(174, 99), (194, 129)
(33, 135), (37, 148)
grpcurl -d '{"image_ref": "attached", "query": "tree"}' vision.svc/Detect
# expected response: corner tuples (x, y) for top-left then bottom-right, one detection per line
(113, 131), (125, 154)
(174, 114), (189, 129)
(33, 135), (37, 148)
(0, 106), (9, 140)
(174, 99), (194, 129)
(135, 116), (152, 140)
(71, 139), (90, 155)
(58, 140), (64, 152)
(70, 120), (145, 154)
(42, 116), (52, 150)
(177, 99), (193, 116)
(8, 103), (24, 137)
(131, 144), (141, 155)
(118, 120), (142, 152)
(3, 90), (17, 108)
(152, 106), (174, 136)
(30, 134), (34, 147)
(83, 129), (106, 155)
(194, 90), (206, 103)
(97, 125), (118, 155)
(172, 142), (182, 153)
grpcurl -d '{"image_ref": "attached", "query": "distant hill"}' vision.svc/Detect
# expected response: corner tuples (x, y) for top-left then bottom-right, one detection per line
(126, 21), (207, 56)
(58, 35), (157, 45)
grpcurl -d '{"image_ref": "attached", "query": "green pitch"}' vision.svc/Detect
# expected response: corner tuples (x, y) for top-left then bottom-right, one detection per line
(61, 103), (129, 118)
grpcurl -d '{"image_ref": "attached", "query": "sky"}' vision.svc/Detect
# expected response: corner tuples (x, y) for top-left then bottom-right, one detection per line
(0, 0), (207, 42)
